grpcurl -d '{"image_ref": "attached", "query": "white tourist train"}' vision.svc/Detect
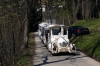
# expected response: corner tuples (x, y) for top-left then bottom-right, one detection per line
(38, 22), (76, 54)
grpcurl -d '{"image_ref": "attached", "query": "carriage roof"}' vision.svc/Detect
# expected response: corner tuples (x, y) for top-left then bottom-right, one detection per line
(39, 22), (68, 30)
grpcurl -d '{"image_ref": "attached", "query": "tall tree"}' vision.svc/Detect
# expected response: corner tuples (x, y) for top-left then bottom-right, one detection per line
(72, 0), (81, 23)
(82, 0), (85, 19)
(85, 0), (91, 21)
(97, 0), (100, 17)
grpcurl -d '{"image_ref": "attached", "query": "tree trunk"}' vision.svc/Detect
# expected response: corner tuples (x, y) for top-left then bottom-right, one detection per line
(98, 11), (100, 17)
(23, 20), (29, 48)
(72, 0), (80, 23)
(96, 0), (98, 5)
(85, 0), (91, 21)
(68, 15), (71, 25)
(82, 0), (85, 19)
(23, 7), (29, 48)
(97, 0), (100, 18)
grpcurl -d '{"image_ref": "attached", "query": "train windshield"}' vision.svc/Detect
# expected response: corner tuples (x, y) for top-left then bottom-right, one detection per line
(52, 27), (60, 35)
(52, 27), (67, 35)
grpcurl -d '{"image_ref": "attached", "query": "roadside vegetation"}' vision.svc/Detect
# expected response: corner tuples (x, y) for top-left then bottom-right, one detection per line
(15, 33), (35, 66)
(70, 18), (100, 62)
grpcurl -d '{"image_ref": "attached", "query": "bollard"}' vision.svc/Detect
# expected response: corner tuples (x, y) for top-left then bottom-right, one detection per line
(0, 58), (2, 66)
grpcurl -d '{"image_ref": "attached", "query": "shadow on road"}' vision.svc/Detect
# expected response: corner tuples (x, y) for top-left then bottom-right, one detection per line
(34, 49), (87, 66)
(34, 54), (87, 66)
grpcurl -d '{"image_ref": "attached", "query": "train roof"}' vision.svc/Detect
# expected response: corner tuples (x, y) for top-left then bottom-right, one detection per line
(49, 24), (65, 28)
(39, 22), (68, 29)
(39, 22), (50, 27)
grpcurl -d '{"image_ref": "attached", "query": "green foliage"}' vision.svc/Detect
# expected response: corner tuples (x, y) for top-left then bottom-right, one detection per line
(54, 0), (72, 17)
(71, 18), (100, 62)
(15, 49), (30, 66)
(57, 10), (67, 18)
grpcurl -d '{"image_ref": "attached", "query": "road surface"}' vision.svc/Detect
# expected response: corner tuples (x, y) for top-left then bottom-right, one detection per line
(33, 32), (100, 66)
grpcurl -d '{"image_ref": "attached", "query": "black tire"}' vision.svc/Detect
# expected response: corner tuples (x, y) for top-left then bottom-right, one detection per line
(52, 53), (57, 56)
(71, 53), (76, 56)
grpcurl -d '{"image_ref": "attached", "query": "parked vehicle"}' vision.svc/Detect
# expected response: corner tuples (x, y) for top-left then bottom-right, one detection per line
(68, 26), (90, 38)
(38, 23), (76, 55)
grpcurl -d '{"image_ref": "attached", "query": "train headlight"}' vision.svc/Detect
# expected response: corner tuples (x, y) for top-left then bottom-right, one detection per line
(72, 44), (75, 46)
(60, 43), (62, 47)
(59, 42), (68, 47)
(53, 43), (56, 46)
(72, 44), (76, 50)
(66, 42), (69, 45)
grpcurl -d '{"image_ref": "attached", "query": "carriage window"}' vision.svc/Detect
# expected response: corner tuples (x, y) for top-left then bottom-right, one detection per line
(52, 28), (59, 35)
(45, 30), (49, 34)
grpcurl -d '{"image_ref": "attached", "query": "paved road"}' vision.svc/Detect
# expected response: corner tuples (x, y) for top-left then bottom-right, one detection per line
(33, 32), (100, 66)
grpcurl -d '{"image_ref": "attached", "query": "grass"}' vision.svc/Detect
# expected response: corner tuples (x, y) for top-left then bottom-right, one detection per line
(15, 32), (35, 66)
(71, 18), (100, 62)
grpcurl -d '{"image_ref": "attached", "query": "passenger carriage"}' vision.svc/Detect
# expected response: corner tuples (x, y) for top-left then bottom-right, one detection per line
(38, 22), (50, 46)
